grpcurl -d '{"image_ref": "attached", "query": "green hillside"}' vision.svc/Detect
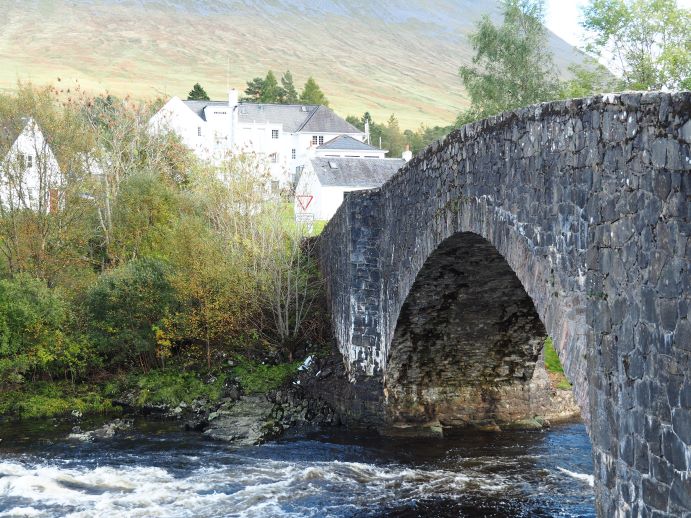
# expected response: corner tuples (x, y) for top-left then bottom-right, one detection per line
(0, 0), (586, 128)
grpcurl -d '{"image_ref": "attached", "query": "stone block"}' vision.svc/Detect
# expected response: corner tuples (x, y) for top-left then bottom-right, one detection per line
(642, 477), (670, 512)
(661, 428), (687, 471)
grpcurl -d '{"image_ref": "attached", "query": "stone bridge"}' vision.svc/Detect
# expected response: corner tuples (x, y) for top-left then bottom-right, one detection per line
(317, 92), (690, 516)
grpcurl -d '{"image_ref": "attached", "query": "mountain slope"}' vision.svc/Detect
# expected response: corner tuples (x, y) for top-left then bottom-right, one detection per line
(0, 0), (586, 128)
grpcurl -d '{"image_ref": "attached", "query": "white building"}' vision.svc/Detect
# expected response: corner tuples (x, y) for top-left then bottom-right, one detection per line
(0, 118), (61, 212)
(294, 157), (404, 221)
(149, 90), (373, 186)
(314, 135), (387, 159)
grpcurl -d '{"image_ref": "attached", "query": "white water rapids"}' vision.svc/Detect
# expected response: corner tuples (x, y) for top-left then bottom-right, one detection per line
(0, 421), (595, 517)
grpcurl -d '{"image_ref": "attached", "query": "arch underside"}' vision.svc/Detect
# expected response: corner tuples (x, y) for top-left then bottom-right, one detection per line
(385, 232), (555, 430)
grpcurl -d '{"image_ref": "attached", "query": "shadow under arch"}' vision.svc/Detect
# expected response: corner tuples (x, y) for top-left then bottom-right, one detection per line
(384, 231), (573, 431)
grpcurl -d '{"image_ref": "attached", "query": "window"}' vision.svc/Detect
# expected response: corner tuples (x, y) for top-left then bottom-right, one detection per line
(270, 153), (278, 163)
(271, 129), (279, 139)
(318, 136), (324, 145)
(312, 135), (318, 145)
(197, 127), (202, 137)
(291, 148), (296, 160)
(26, 154), (33, 168)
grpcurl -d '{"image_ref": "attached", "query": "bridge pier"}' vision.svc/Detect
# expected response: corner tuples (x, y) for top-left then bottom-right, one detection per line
(319, 92), (691, 516)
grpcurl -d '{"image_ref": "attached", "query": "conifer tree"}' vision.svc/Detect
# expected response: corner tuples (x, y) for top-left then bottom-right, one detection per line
(280, 71), (299, 104)
(299, 77), (329, 106)
(260, 70), (282, 103)
(187, 83), (210, 101)
(244, 77), (265, 102)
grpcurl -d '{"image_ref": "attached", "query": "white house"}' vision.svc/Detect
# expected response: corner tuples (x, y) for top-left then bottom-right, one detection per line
(294, 157), (405, 221)
(0, 118), (61, 212)
(149, 89), (369, 186)
(314, 135), (387, 159)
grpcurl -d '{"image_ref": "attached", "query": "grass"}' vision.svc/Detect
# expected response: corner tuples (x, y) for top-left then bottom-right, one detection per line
(0, 382), (117, 420)
(544, 337), (572, 390)
(104, 370), (228, 408)
(232, 357), (301, 394)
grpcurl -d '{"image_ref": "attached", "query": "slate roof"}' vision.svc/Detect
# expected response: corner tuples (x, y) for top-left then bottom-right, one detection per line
(317, 134), (384, 151)
(310, 157), (405, 188)
(0, 117), (33, 152)
(182, 101), (361, 134)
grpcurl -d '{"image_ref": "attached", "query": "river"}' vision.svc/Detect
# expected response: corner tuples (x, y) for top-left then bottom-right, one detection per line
(0, 418), (594, 517)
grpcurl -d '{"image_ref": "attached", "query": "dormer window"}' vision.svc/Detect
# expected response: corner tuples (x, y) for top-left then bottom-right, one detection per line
(271, 129), (279, 139)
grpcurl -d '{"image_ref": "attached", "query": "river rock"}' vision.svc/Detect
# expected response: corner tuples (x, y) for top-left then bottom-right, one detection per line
(203, 395), (281, 446)
(67, 418), (132, 441)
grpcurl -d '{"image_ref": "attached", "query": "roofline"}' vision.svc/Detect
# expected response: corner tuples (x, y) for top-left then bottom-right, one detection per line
(296, 105), (321, 132)
(182, 99), (321, 109)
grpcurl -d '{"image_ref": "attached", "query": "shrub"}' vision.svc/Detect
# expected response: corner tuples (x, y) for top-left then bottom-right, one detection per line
(0, 274), (88, 384)
(85, 258), (177, 370)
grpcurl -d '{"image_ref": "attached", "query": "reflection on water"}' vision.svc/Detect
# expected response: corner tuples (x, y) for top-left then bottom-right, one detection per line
(0, 418), (594, 517)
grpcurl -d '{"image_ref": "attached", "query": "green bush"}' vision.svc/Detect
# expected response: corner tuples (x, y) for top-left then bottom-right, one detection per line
(0, 274), (89, 384)
(233, 357), (301, 394)
(85, 258), (177, 369)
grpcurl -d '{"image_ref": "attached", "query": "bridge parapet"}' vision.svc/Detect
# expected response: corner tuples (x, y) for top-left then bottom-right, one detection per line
(318, 92), (690, 516)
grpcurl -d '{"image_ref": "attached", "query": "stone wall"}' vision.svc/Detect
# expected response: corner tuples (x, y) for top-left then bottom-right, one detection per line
(318, 92), (690, 516)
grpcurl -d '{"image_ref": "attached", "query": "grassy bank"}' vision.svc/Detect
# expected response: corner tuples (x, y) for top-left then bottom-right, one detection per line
(0, 357), (303, 421)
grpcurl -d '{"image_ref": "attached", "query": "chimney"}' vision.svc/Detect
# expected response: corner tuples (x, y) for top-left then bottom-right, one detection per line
(402, 143), (413, 162)
(228, 88), (239, 149)
(364, 120), (370, 145)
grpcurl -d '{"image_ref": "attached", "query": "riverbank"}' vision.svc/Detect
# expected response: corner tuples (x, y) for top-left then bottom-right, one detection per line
(0, 342), (581, 445)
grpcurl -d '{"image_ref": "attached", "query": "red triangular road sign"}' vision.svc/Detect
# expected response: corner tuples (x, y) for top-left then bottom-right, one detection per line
(296, 195), (313, 211)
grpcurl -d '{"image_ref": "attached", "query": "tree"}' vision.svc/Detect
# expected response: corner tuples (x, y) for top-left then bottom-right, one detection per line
(81, 94), (193, 269)
(249, 200), (323, 361)
(187, 83), (210, 101)
(457, 0), (560, 124)
(260, 70), (282, 103)
(85, 257), (177, 370)
(581, 0), (691, 90)
(300, 77), (329, 106)
(244, 77), (265, 102)
(560, 59), (623, 98)
(383, 115), (406, 157)
(0, 84), (95, 287)
(280, 71), (299, 104)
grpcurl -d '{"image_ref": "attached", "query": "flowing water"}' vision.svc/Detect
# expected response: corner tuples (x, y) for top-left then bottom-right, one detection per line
(0, 418), (594, 517)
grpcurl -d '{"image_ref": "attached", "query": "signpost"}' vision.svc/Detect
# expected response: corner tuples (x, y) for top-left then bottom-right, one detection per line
(295, 194), (315, 232)
(296, 195), (313, 212)
(295, 212), (314, 233)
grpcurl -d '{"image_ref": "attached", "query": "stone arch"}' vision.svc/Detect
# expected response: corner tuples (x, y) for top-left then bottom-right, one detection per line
(384, 230), (555, 430)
